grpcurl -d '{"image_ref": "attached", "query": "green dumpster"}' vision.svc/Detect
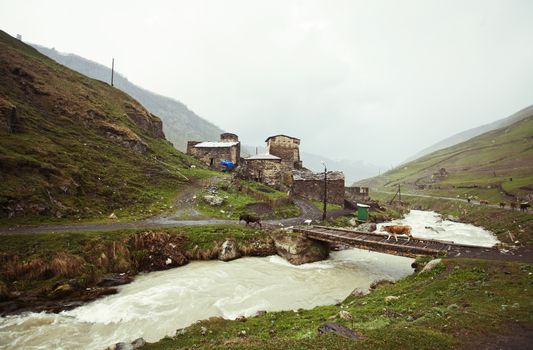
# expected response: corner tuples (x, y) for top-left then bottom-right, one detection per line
(357, 203), (370, 222)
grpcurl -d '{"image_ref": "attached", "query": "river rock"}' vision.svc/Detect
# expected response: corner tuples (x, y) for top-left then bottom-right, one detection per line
(318, 323), (358, 339)
(131, 338), (146, 349)
(49, 282), (75, 299)
(446, 215), (460, 222)
(370, 279), (394, 290)
(113, 342), (133, 350)
(420, 259), (442, 274)
(218, 240), (241, 261)
(273, 234), (329, 265)
(97, 273), (132, 287)
(203, 195), (224, 206)
(357, 222), (377, 232)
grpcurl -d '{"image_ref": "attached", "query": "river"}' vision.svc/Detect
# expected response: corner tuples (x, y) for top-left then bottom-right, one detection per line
(0, 249), (413, 350)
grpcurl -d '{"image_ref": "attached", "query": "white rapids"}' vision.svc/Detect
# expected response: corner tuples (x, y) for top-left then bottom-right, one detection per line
(0, 249), (413, 350)
(377, 209), (500, 247)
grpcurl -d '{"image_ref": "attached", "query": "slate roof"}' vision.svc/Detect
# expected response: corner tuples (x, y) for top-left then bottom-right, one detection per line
(245, 154), (281, 160)
(194, 141), (239, 148)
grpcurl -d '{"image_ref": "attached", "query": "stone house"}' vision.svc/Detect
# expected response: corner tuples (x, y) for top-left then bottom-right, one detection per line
(291, 170), (345, 205)
(186, 133), (240, 167)
(241, 153), (282, 187)
(345, 186), (370, 202)
(265, 134), (303, 184)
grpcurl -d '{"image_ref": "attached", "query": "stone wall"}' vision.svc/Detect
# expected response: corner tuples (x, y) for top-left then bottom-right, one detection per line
(241, 159), (282, 187)
(291, 171), (345, 205)
(345, 186), (370, 202)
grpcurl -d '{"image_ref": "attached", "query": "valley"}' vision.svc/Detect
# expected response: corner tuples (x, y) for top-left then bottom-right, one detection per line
(0, 11), (532, 350)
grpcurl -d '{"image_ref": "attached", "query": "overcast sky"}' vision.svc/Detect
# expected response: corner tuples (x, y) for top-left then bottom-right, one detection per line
(1, 0), (532, 167)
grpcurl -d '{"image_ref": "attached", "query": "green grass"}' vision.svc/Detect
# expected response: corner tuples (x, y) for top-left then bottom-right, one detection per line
(142, 259), (533, 349)
(195, 181), (300, 220)
(311, 200), (343, 212)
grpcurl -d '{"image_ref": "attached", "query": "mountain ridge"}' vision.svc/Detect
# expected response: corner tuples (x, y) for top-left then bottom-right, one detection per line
(404, 104), (533, 163)
(31, 44), (224, 151)
(357, 107), (533, 203)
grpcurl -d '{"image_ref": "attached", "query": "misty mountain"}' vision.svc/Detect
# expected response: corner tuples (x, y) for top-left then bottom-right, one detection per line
(32, 44), (224, 151)
(404, 104), (533, 163)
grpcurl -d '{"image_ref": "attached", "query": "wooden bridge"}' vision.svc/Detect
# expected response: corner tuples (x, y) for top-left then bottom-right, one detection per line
(295, 226), (494, 258)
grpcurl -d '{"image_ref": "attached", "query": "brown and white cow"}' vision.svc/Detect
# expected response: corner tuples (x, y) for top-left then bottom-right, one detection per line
(381, 225), (413, 242)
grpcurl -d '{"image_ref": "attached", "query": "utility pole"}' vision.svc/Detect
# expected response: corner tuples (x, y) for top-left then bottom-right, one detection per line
(321, 161), (327, 221)
(398, 184), (402, 203)
(111, 58), (115, 86)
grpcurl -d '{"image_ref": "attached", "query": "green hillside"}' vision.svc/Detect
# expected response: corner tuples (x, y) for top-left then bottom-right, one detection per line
(0, 30), (210, 224)
(358, 112), (533, 203)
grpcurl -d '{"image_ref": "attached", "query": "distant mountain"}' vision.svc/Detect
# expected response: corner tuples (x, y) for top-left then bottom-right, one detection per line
(0, 31), (201, 220)
(357, 106), (533, 202)
(32, 44), (224, 151)
(404, 104), (533, 163)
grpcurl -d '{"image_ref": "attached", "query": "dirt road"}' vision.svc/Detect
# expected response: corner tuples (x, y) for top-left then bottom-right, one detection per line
(0, 197), (337, 235)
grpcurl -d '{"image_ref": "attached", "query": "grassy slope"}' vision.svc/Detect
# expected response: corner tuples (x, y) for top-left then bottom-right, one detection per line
(196, 179), (300, 220)
(358, 114), (533, 203)
(0, 30), (214, 224)
(144, 259), (533, 350)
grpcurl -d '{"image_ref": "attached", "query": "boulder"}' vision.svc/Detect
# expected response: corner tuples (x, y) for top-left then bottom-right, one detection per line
(318, 323), (358, 339)
(114, 342), (133, 350)
(203, 195), (224, 206)
(273, 234), (329, 265)
(218, 240), (241, 261)
(109, 213), (118, 220)
(357, 222), (377, 232)
(97, 273), (133, 288)
(370, 279), (394, 290)
(420, 259), (442, 274)
(131, 338), (146, 349)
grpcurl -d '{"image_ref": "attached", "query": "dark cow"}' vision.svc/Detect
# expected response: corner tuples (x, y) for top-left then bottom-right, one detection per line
(520, 202), (530, 212)
(239, 214), (262, 227)
(499, 202), (506, 209)
(479, 200), (489, 205)
(510, 202), (517, 210)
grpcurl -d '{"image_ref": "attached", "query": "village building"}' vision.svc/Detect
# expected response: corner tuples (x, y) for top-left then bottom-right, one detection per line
(186, 133), (240, 167)
(241, 153), (282, 187)
(265, 134), (302, 184)
(291, 170), (345, 205)
(345, 186), (370, 202)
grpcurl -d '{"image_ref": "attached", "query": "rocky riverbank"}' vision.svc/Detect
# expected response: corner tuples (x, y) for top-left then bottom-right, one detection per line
(0, 225), (330, 316)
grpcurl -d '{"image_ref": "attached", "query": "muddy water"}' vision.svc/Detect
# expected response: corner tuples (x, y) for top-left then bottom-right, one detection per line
(0, 250), (413, 350)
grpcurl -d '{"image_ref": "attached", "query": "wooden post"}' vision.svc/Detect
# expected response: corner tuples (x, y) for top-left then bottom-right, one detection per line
(322, 164), (327, 221)
(111, 58), (114, 86)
